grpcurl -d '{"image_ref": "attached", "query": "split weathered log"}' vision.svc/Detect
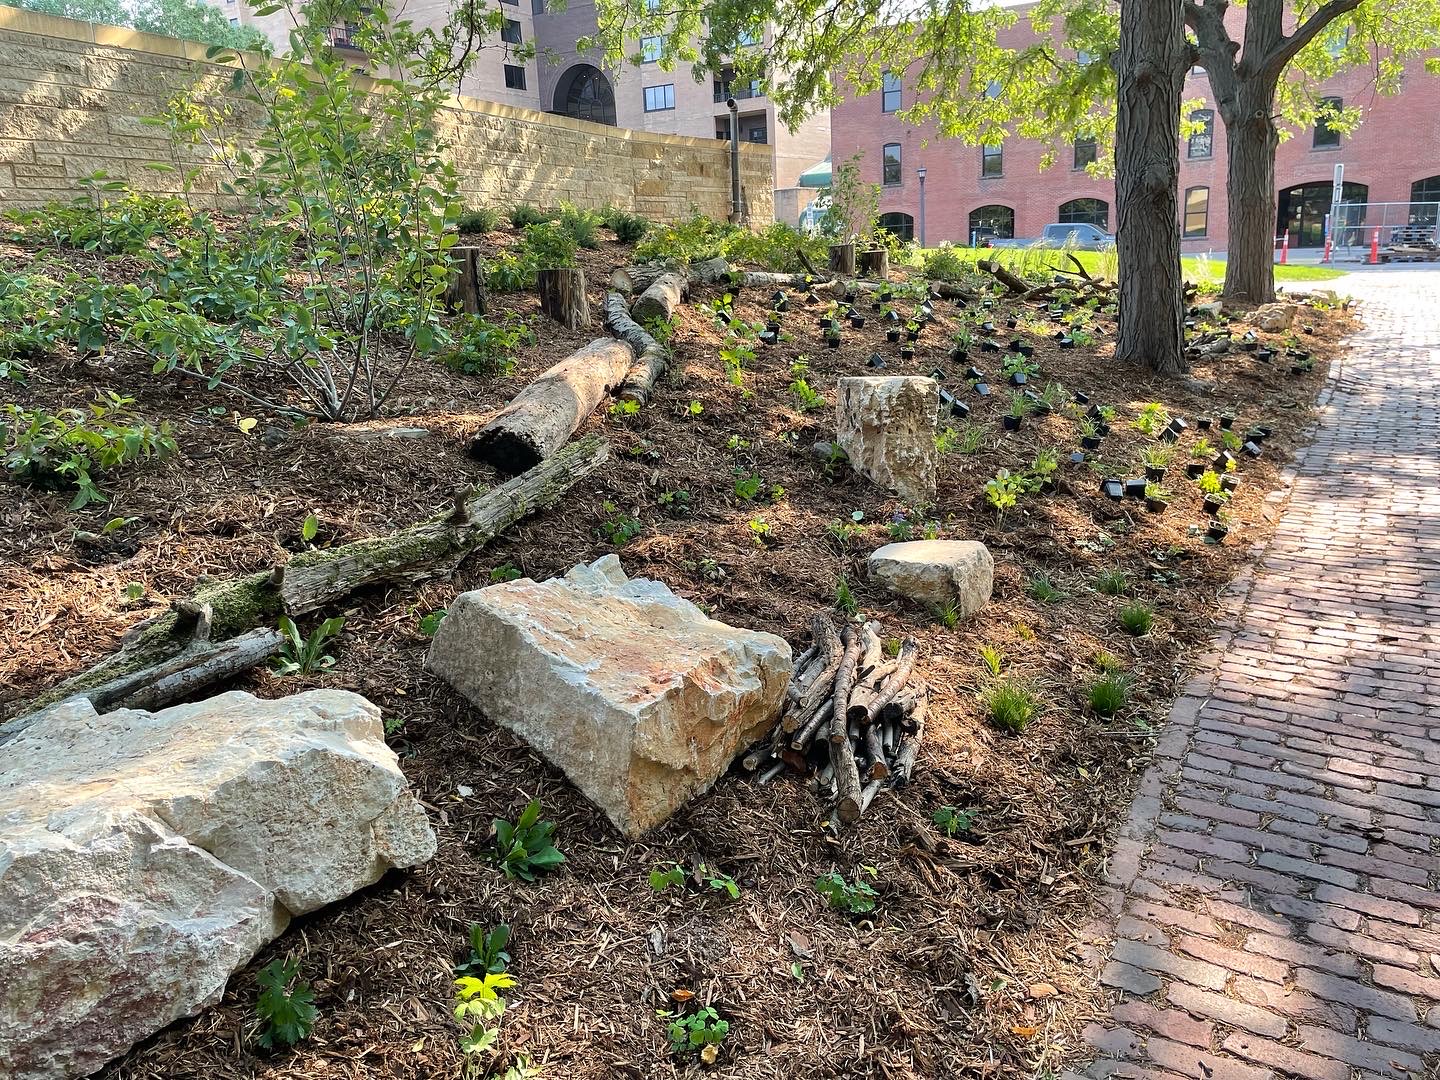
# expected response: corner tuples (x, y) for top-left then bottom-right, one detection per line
(830, 722), (865, 825)
(537, 267), (590, 330)
(845, 660), (896, 726)
(978, 258), (1032, 296)
(859, 777), (883, 814)
(881, 683), (924, 726)
(469, 339), (632, 474)
(863, 723), (889, 780)
(891, 687), (928, 786)
(857, 247), (890, 279)
(829, 625), (863, 745)
(856, 622), (883, 678)
(603, 291), (660, 356)
(631, 272), (686, 323)
(828, 242), (856, 276)
(862, 637), (918, 726)
(444, 246), (487, 315)
(8, 437), (612, 723)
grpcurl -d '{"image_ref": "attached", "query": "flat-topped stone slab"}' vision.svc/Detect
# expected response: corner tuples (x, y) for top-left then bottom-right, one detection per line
(868, 539), (994, 615)
(425, 555), (791, 836)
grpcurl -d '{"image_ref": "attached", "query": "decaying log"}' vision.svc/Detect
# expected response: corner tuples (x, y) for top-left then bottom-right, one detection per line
(862, 637), (918, 726)
(602, 291), (669, 405)
(881, 683), (924, 726)
(829, 626), (863, 745)
(444, 246), (486, 315)
(892, 688), (928, 786)
(864, 723), (889, 780)
(828, 242), (856, 276)
(830, 723), (865, 824)
(857, 247), (890, 279)
(537, 267), (590, 330)
(8, 437), (612, 724)
(469, 339), (632, 474)
(631, 272), (686, 323)
(603, 291), (660, 356)
(859, 777), (883, 814)
(977, 258), (1032, 296)
(791, 696), (833, 751)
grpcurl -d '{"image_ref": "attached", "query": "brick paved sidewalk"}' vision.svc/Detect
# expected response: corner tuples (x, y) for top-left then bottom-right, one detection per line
(1069, 274), (1440, 1080)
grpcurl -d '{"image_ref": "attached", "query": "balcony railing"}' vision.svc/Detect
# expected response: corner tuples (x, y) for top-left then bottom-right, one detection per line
(325, 24), (364, 50)
(714, 82), (764, 103)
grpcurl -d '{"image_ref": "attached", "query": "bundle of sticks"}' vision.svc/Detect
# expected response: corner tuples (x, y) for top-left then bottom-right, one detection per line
(745, 617), (927, 827)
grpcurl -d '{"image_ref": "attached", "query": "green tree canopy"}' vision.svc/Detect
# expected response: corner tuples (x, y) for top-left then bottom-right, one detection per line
(13, 0), (266, 49)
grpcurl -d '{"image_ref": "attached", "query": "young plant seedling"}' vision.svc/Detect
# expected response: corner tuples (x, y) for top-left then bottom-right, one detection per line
(932, 806), (977, 837)
(978, 643), (1005, 676)
(271, 615), (344, 676)
(1119, 602), (1155, 637)
(455, 923), (511, 978)
(813, 869), (879, 913)
(1095, 569), (1128, 596)
(982, 680), (1039, 734)
(492, 799), (565, 881)
(254, 958), (317, 1049)
(1088, 672), (1131, 717)
(665, 1006), (729, 1063)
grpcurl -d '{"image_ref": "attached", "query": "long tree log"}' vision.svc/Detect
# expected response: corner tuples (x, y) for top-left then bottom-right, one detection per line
(631, 272), (686, 323)
(602, 291), (669, 405)
(891, 687), (928, 786)
(830, 727), (865, 825)
(469, 339), (632, 473)
(977, 258), (1032, 296)
(829, 626), (863, 745)
(861, 637), (918, 726)
(7, 437), (612, 723)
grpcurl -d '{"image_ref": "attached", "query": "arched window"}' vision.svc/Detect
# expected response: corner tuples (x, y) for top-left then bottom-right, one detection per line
(969, 204), (1014, 242)
(553, 65), (616, 126)
(1411, 175), (1440, 227)
(1183, 187), (1209, 238)
(1059, 198), (1109, 228)
(876, 212), (914, 242)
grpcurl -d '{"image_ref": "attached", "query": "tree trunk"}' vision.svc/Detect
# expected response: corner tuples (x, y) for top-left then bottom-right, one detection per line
(858, 248), (889, 279)
(1221, 102), (1279, 303)
(1113, 0), (1188, 376)
(469, 338), (633, 473)
(828, 242), (856, 276)
(537, 267), (590, 330)
(444, 246), (486, 315)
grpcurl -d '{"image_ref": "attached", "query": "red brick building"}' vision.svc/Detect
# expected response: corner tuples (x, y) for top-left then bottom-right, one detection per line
(831, 8), (1440, 253)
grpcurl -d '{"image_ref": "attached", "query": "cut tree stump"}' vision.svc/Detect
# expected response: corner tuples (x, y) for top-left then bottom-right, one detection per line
(537, 267), (590, 330)
(469, 338), (633, 474)
(858, 248), (890, 280)
(829, 242), (856, 276)
(444, 246), (486, 315)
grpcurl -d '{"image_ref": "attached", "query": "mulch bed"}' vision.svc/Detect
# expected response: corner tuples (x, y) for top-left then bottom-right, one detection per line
(0, 226), (1354, 1079)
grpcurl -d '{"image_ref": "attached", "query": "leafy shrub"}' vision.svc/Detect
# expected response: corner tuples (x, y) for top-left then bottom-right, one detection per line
(634, 214), (823, 272)
(609, 210), (650, 243)
(813, 869), (878, 913)
(436, 313), (534, 376)
(492, 799), (564, 880)
(1119, 602), (1155, 636)
(1088, 672), (1131, 716)
(455, 923), (510, 977)
(2, 394), (176, 508)
(457, 206), (501, 233)
(6, 177), (186, 255)
(666, 1006), (729, 1062)
(485, 251), (535, 292)
(983, 680), (1039, 733)
(598, 501), (642, 546)
(271, 615), (345, 676)
(635, 212), (733, 264)
(789, 378), (824, 411)
(521, 221), (578, 269)
(923, 244), (970, 282)
(509, 203), (553, 229)
(147, 219), (289, 324)
(556, 202), (603, 249)
(255, 959), (317, 1049)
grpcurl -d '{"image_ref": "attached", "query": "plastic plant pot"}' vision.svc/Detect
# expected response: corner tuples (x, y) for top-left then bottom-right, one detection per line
(1243, 441), (1263, 458)
(1018, 344), (1035, 359)
(1169, 417), (1189, 434)
(886, 329), (902, 343)
(818, 317), (834, 332)
(1023, 390), (1049, 413)
(850, 315), (866, 330)
(1059, 337), (1076, 349)
(1073, 391), (1090, 406)
(827, 336), (842, 351)
(1146, 497), (1169, 514)
(965, 366), (984, 381)
(1220, 474), (1240, 493)
(771, 290), (787, 305)
(1144, 465), (1166, 482)
(929, 368), (947, 382)
(1213, 450), (1236, 472)
(1197, 417), (1212, 430)
(1159, 428), (1179, 444)
(1008, 338), (1025, 353)
(884, 309), (901, 324)
(974, 383), (992, 397)
(1101, 478), (1124, 500)
(981, 321), (996, 333)
(774, 298), (789, 314)
(1010, 372), (1028, 387)
(980, 340), (1000, 353)
(1252, 425), (1273, 439)
(1203, 495), (1227, 516)
(1124, 478), (1148, 500)
(1097, 423), (1112, 437)
(981, 299), (994, 309)
(1219, 414), (1235, 430)
(949, 347), (969, 362)
(1081, 435), (1101, 451)
(866, 353), (886, 369)
(1002, 414), (1022, 432)
(1006, 317), (1019, 330)
(766, 320), (781, 334)
(900, 346), (915, 360)
(906, 328), (921, 343)
(939, 389), (970, 418)
(1255, 348), (1274, 363)
(1185, 462), (1206, 480)
(805, 292), (820, 305)
(878, 289), (894, 303)
(1069, 451), (1086, 465)
(1240, 340), (1258, 353)
(1040, 478), (1057, 495)
(1207, 521), (1230, 542)
(758, 331), (776, 346)
(715, 310), (732, 326)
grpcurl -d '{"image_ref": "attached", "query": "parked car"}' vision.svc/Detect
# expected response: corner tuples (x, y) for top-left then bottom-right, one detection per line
(983, 222), (1115, 250)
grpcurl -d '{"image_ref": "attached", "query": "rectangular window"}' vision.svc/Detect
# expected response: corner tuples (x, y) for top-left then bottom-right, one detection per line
(640, 36), (662, 63)
(1183, 186), (1209, 238)
(981, 144), (1003, 178)
(1188, 109), (1214, 159)
(736, 27), (760, 46)
(501, 18), (522, 43)
(643, 84), (675, 112)
(503, 64), (526, 90)
(1074, 138), (1097, 170)
(748, 126), (767, 144)
(645, 0), (660, 9)
(1314, 96), (1342, 148)
(882, 142), (902, 186)
(532, 0), (544, 13)
(881, 71), (902, 113)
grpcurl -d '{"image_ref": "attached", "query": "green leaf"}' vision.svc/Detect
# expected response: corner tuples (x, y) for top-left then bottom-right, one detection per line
(301, 512), (319, 543)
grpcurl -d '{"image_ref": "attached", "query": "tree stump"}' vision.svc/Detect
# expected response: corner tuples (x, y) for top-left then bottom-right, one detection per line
(828, 242), (856, 276)
(537, 268), (590, 330)
(858, 247), (890, 280)
(444, 246), (486, 315)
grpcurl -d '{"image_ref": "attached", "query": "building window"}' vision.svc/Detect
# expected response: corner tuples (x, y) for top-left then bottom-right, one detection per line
(501, 18), (522, 43)
(504, 64), (527, 90)
(1183, 186), (1209, 238)
(1314, 96), (1342, 148)
(643, 84), (675, 112)
(1074, 138), (1097, 170)
(1188, 109), (1214, 158)
(555, 64), (616, 125)
(882, 71), (902, 113)
(1411, 175), (1440, 227)
(640, 36), (662, 63)
(1059, 198), (1109, 228)
(1190, 63), (1206, 76)
(1326, 26), (1350, 58)
(645, 0), (660, 9)
(532, 0), (544, 13)
(981, 144), (1003, 178)
(747, 126), (767, 143)
(877, 212), (914, 242)
(735, 27), (760, 46)
(501, 0), (516, 6)
(228, 15), (238, 23)
(882, 142), (902, 186)
(969, 204), (1014, 242)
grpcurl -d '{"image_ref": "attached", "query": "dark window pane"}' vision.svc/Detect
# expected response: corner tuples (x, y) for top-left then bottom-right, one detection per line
(969, 204), (1014, 242)
(981, 145), (1003, 178)
(1188, 110), (1213, 159)
(1314, 96), (1342, 148)
(504, 64), (526, 90)
(1183, 186), (1209, 238)
(882, 142), (902, 186)
(1058, 198), (1108, 228)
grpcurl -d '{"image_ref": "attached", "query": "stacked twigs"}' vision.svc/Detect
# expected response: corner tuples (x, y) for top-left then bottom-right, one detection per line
(748, 617), (927, 828)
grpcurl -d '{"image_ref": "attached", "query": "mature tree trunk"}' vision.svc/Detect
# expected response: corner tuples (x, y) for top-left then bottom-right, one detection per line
(1114, 0), (1189, 375)
(1221, 89), (1281, 303)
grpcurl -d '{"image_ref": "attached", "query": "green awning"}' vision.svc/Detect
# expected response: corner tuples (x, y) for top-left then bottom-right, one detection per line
(797, 157), (831, 188)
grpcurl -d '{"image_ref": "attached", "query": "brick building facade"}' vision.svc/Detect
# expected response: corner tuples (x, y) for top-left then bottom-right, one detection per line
(832, 6), (1440, 252)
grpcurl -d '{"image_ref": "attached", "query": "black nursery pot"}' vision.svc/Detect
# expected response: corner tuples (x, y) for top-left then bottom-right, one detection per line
(1197, 417), (1212, 430)
(974, 382), (992, 397)
(1146, 497), (1169, 514)
(1101, 478), (1125, 500)
(850, 315), (866, 329)
(930, 367), (947, 381)
(906, 328), (921, 342)
(966, 365), (985, 380)
(1169, 417), (1189, 434)
(766, 320), (781, 334)
(949, 347), (969, 362)
(884, 309), (901, 324)
(1207, 521), (1230, 541)
(1124, 478), (1148, 500)
(1185, 462), (1206, 479)
(886, 329), (902, 343)
(1009, 372), (1028, 387)
(774, 298), (789, 313)
(981, 321), (996, 333)
(878, 289), (894, 303)
(1006, 317), (1019, 330)
(1059, 337), (1076, 349)
(1040, 478), (1057, 495)
(1081, 435), (1102, 450)
(1219, 414), (1235, 430)
(900, 346), (915, 360)
(827, 336), (842, 350)
(1145, 465), (1166, 482)
(1256, 348), (1274, 363)
(939, 389), (970, 418)
(1243, 441), (1263, 458)
(1160, 427), (1179, 443)
(1203, 495), (1227, 516)
(1097, 423), (1112, 437)
(1220, 474), (1240, 493)
(818, 317), (834, 331)
(1002, 414), (1022, 431)
(866, 353), (886, 369)
(1069, 451), (1086, 465)
(1073, 391), (1090, 405)
(758, 331), (776, 346)
(805, 292), (820, 305)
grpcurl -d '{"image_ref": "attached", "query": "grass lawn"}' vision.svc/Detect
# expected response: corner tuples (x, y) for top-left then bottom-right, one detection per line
(911, 245), (1348, 286)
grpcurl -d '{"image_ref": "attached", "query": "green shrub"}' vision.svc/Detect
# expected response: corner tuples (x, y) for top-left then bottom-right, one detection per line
(2, 393), (176, 508)
(1088, 672), (1131, 716)
(1119, 602), (1155, 636)
(520, 221), (577, 270)
(982, 680), (1039, 733)
(485, 251), (534, 292)
(1095, 569), (1129, 596)
(457, 206), (501, 233)
(509, 203), (554, 229)
(492, 799), (565, 881)
(5, 178), (186, 255)
(254, 959), (317, 1049)
(436, 313), (533, 376)
(557, 203), (603, 249)
(922, 243), (971, 283)
(609, 211), (650, 244)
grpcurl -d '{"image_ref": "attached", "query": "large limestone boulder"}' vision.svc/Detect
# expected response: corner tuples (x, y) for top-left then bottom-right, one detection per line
(1250, 302), (1297, 332)
(836, 376), (939, 505)
(0, 690), (435, 1080)
(868, 540), (995, 615)
(426, 555), (791, 836)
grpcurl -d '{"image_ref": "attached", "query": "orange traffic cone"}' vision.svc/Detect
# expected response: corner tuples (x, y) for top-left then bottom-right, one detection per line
(1278, 232), (1289, 265)
(1368, 228), (1380, 265)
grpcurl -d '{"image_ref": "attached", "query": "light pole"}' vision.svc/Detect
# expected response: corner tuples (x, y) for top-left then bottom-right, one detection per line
(916, 166), (927, 248)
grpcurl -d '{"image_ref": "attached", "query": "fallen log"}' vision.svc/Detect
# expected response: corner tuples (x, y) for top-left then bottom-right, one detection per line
(891, 686), (928, 786)
(631, 272), (686, 323)
(829, 626), (863, 745)
(469, 339), (632, 474)
(602, 292), (670, 405)
(978, 258), (1032, 296)
(7, 437), (612, 723)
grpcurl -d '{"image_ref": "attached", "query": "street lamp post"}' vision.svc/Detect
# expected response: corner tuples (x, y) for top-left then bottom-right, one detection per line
(916, 166), (928, 248)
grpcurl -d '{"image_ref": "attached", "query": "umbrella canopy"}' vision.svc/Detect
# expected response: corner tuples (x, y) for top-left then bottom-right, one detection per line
(796, 157), (831, 188)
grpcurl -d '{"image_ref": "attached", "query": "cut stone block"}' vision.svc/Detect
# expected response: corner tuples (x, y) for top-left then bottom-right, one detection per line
(868, 539), (995, 615)
(836, 376), (939, 505)
(0, 690), (435, 1080)
(425, 555), (791, 836)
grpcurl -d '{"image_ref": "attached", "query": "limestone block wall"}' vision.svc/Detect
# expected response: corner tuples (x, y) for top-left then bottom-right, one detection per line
(0, 5), (774, 223)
